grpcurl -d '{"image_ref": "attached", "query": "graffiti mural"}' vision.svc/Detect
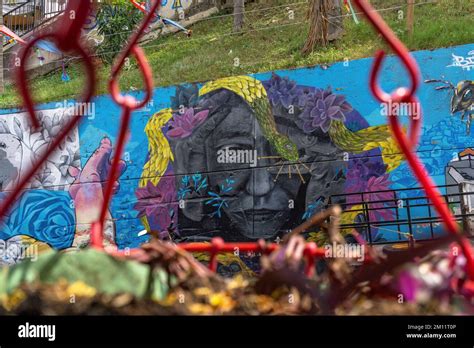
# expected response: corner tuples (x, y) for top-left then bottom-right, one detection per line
(0, 109), (124, 264)
(426, 78), (473, 133)
(0, 43), (473, 269)
(131, 75), (400, 245)
(0, 109), (80, 191)
(448, 50), (474, 71)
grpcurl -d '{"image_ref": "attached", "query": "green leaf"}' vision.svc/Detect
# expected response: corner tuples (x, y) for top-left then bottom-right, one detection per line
(0, 249), (170, 301)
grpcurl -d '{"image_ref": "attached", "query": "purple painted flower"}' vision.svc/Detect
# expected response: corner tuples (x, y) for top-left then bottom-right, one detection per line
(263, 73), (303, 109)
(167, 108), (209, 139)
(346, 157), (387, 184)
(134, 173), (179, 238)
(298, 87), (352, 133)
(134, 176), (176, 218)
(346, 173), (395, 222)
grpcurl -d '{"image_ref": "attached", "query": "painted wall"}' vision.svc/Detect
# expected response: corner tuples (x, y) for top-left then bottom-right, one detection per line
(0, 43), (473, 269)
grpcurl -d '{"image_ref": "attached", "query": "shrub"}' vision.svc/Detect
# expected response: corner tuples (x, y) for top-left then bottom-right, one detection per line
(96, 1), (143, 64)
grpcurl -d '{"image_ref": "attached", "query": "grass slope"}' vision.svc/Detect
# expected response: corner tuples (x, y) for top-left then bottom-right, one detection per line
(0, 0), (472, 108)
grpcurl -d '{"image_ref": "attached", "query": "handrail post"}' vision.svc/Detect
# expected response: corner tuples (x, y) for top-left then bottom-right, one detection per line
(362, 192), (373, 244)
(405, 198), (413, 241)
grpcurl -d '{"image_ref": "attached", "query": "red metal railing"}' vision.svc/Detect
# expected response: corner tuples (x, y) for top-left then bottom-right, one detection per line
(105, 237), (327, 276)
(180, 238), (325, 276)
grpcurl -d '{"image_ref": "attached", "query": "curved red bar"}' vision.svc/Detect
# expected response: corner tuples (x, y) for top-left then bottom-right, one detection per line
(0, 1), (96, 230)
(91, 0), (162, 248)
(353, 0), (474, 279)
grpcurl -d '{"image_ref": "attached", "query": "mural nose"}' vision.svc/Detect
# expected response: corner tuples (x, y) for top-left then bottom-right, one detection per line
(245, 167), (275, 196)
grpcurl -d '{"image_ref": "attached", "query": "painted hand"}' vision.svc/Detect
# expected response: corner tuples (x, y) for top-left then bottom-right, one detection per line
(69, 137), (127, 248)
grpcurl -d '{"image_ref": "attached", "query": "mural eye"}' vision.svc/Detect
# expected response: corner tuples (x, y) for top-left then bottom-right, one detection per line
(0, 142), (6, 149)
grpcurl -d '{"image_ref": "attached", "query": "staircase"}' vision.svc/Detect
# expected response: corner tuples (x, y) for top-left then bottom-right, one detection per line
(3, 0), (66, 47)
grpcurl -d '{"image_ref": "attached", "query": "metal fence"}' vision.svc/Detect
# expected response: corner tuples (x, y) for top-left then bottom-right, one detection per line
(3, 0), (66, 45)
(327, 184), (474, 245)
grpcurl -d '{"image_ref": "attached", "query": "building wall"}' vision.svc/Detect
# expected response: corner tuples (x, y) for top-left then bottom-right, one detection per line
(0, 43), (473, 266)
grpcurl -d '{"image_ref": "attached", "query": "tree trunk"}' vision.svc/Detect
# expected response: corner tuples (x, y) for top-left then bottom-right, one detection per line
(0, 0), (4, 94)
(233, 0), (244, 33)
(301, 0), (331, 55)
(327, 0), (343, 41)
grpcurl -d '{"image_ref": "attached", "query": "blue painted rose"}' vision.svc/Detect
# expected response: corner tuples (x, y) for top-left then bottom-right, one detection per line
(0, 190), (75, 249)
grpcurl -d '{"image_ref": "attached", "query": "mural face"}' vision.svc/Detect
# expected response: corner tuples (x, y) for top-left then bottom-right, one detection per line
(139, 75), (398, 245)
(0, 43), (473, 269)
(170, 89), (304, 240)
